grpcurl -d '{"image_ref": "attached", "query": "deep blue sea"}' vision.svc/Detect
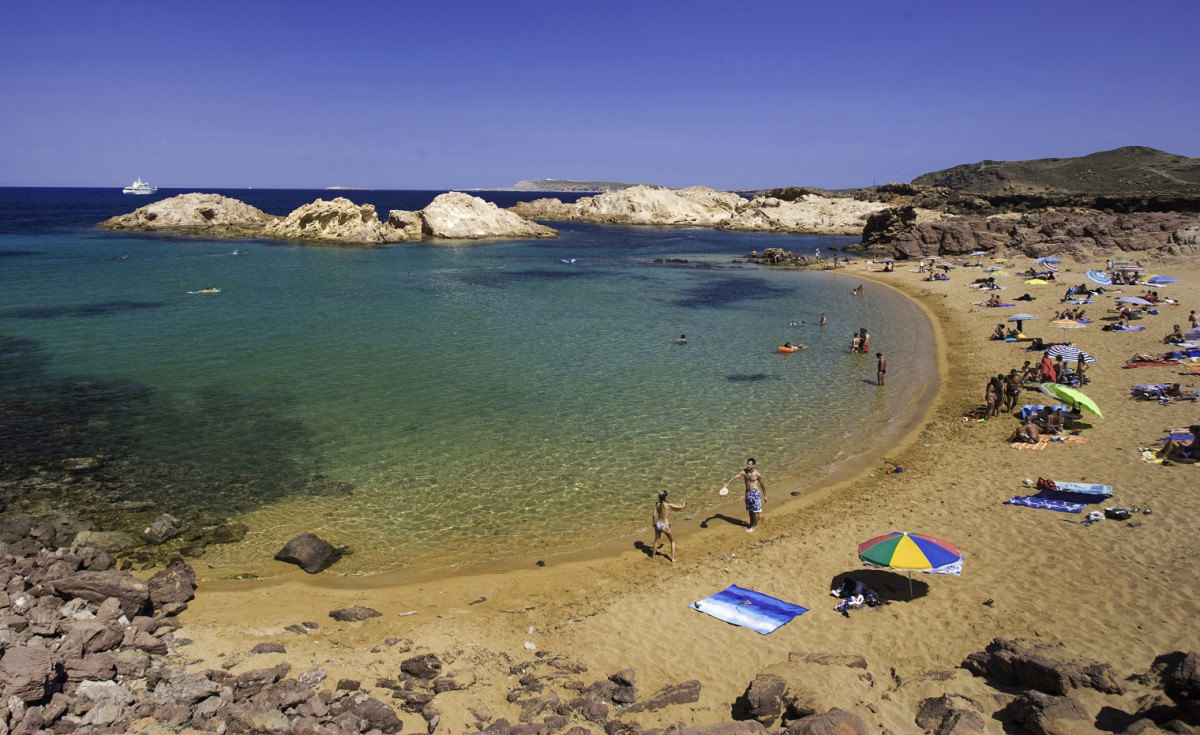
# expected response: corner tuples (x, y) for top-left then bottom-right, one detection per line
(0, 187), (935, 578)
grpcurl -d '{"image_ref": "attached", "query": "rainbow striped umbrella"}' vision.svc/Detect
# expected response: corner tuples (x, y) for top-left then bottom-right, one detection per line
(858, 531), (963, 597)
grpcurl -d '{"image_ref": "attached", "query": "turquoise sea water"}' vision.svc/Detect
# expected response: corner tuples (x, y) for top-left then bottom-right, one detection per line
(0, 189), (935, 578)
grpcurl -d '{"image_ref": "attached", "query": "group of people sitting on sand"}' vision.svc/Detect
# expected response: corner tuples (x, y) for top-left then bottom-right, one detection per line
(1008, 406), (1069, 444)
(1052, 307), (1088, 321)
(972, 276), (1000, 290)
(991, 323), (1021, 341)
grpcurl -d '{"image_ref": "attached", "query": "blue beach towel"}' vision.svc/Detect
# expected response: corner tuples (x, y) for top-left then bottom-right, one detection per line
(1005, 488), (1106, 513)
(691, 584), (808, 634)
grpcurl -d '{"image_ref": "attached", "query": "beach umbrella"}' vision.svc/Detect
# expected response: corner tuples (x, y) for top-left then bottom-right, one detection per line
(1148, 275), (1180, 285)
(1045, 345), (1096, 364)
(1036, 257), (1062, 265)
(1085, 270), (1112, 286)
(1115, 296), (1153, 306)
(858, 531), (963, 598)
(1039, 383), (1102, 418)
(1049, 318), (1086, 337)
(1007, 313), (1037, 331)
(968, 251), (988, 257)
(1025, 278), (1048, 285)
(984, 266), (1003, 272)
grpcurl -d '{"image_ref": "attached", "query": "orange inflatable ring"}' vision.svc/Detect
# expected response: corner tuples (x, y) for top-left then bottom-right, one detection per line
(778, 345), (800, 353)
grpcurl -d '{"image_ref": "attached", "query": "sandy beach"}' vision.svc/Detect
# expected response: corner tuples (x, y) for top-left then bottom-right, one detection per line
(171, 252), (1200, 733)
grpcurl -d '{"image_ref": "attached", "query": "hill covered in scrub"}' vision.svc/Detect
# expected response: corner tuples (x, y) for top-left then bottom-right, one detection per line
(912, 146), (1200, 195)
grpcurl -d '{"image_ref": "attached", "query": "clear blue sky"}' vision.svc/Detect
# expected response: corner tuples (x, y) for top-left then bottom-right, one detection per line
(2, 1), (1197, 190)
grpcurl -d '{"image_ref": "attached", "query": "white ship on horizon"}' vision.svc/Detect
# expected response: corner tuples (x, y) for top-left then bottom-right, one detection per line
(122, 177), (157, 195)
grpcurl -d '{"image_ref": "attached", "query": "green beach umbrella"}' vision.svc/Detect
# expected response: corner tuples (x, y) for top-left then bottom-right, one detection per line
(1039, 383), (1102, 418)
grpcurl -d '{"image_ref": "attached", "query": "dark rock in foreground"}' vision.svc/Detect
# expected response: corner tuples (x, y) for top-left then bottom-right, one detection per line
(275, 532), (343, 573)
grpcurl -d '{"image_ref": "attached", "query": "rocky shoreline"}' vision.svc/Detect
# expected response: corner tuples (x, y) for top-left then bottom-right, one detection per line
(96, 183), (1200, 265)
(2, 516), (1197, 734)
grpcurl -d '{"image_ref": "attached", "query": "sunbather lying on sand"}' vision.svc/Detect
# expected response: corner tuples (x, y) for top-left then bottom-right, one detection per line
(1126, 352), (1177, 365)
(1158, 425), (1200, 461)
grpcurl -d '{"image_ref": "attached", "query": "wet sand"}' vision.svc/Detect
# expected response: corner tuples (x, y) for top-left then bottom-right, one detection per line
(173, 253), (1200, 733)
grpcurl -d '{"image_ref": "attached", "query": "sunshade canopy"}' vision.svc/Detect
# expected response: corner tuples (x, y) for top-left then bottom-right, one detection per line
(859, 532), (963, 574)
(1046, 345), (1096, 363)
(1039, 382), (1102, 417)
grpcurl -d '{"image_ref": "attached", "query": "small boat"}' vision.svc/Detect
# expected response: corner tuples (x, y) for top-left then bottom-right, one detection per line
(122, 177), (157, 195)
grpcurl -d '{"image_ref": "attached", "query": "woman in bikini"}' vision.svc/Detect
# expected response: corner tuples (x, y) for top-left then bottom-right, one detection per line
(651, 490), (686, 562)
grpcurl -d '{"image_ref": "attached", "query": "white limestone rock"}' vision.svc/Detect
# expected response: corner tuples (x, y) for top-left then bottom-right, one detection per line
(420, 191), (557, 240)
(512, 185), (743, 227)
(264, 197), (414, 245)
(723, 194), (891, 235)
(97, 193), (274, 236)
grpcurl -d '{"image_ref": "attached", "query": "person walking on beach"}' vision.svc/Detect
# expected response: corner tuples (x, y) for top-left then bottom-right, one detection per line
(876, 353), (887, 386)
(723, 458), (766, 533)
(650, 490), (686, 562)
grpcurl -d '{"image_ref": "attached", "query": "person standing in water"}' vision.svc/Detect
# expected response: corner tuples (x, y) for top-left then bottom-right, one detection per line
(876, 352), (887, 386)
(723, 458), (766, 533)
(820, 313), (827, 326)
(651, 490), (686, 562)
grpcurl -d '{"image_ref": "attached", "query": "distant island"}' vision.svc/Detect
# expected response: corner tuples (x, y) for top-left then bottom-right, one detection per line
(324, 186), (373, 191)
(496, 179), (644, 193)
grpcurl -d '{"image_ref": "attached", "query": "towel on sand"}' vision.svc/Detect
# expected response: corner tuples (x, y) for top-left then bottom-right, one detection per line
(1005, 488), (1108, 513)
(691, 585), (808, 634)
(1050, 481), (1113, 496)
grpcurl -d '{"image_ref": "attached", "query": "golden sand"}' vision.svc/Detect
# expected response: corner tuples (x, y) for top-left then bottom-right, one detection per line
(173, 254), (1200, 732)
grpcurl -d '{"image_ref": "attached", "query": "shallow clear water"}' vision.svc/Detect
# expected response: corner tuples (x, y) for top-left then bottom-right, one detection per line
(0, 188), (935, 578)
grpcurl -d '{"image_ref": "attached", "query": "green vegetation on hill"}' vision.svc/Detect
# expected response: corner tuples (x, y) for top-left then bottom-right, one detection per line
(912, 146), (1200, 195)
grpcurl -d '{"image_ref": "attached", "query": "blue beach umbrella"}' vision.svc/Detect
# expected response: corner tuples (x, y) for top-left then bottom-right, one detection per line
(1148, 275), (1180, 285)
(1086, 270), (1112, 286)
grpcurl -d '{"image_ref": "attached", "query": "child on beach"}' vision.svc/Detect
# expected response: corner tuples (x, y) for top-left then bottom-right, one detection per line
(651, 491), (686, 562)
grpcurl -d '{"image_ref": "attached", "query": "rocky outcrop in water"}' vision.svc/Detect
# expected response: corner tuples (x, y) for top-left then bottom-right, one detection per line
(422, 191), (557, 239)
(99, 193), (557, 244)
(264, 197), (418, 244)
(97, 193), (275, 237)
(510, 185), (890, 234)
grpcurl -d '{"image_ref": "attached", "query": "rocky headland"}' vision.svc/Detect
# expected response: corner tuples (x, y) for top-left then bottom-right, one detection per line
(509, 185), (904, 235)
(99, 193), (557, 245)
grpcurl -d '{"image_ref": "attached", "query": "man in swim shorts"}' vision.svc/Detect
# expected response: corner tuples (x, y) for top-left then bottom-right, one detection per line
(724, 458), (766, 533)
(876, 353), (886, 386)
(651, 490), (686, 562)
